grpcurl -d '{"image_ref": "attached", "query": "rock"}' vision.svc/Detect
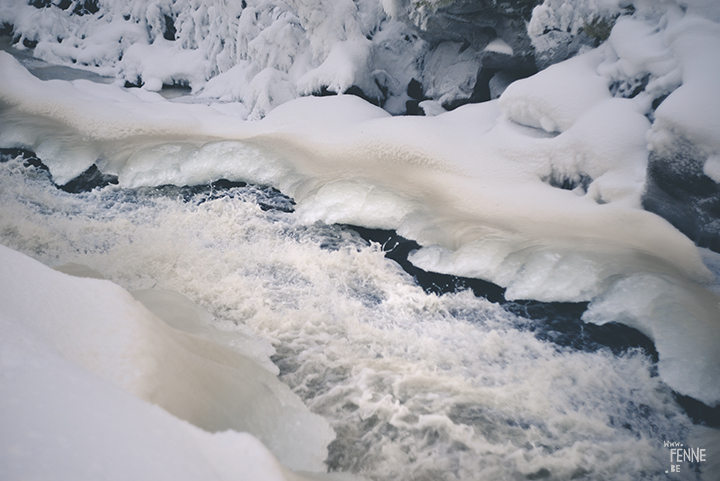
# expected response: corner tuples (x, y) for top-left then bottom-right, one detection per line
(396, 0), (538, 109)
(489, 70), (520, 99)
(642, 137), (720, 252)
(0, 148), (48, 172)
(421, 41), (482, 108)
(526, 1), (632, 70)
(531, 30), (600, 71)
(58, 164), (119, 194)
(407, 78), (424, 100)
(415, 0), (537, 60)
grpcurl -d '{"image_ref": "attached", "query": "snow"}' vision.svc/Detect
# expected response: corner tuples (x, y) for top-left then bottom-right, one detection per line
(529, 0), (626, 38)
(527, 0), (627, 60)
(499, 49), (611, 133)
(297, 39), (378, 99)
(483, 38), (513, 56)
(120, 38), (208, 91)
(0, 244), (337, 477)
(647, 12), (720, 157)
(704, 155), (720, 183)
(418, 99), (446, 116)
(1, 326), (300, 481)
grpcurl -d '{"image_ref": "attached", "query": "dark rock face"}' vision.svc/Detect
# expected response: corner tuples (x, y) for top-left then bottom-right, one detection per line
(418, 0), (537, 66)
(59, 164), (119, 194)
(642, 138), (720, 252)
(398, 0), (539, 110)
(0, 149), (117, 193)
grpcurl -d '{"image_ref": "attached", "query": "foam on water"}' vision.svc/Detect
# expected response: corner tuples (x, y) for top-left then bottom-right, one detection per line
(0, 156), (706, 480)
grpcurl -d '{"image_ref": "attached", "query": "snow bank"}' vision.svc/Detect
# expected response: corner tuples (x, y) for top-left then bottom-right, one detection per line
(0, 330), (300, 481)
(0, 0), (429, 118)
(0, 243), (335, 475)
(647, 12), (720, 156)
(583, 272), (720, 407)
(499, 49), (611, 133)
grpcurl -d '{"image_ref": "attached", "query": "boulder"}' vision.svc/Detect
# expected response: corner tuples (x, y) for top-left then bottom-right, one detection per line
(402, 0), (538, 109)
(643, 137), (720, 252)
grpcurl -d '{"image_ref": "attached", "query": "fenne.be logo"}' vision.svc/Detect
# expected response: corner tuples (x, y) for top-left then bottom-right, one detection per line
(664, 441), (707, 474)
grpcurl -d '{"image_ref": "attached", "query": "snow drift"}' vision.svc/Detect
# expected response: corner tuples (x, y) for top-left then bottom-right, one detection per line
(0, 243), (337, 477)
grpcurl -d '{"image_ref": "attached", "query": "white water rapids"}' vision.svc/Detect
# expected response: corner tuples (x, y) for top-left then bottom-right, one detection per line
(0, 153), (705, 480)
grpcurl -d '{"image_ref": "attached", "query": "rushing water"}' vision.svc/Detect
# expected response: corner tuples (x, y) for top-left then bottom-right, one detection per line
(0, 152), (704, 481)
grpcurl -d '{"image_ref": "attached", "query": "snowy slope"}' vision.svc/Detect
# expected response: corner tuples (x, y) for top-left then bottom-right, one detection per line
(0, 243), (344, 479)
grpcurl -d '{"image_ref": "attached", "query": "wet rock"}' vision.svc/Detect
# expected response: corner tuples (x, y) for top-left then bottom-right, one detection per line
(58, 164), (118, 194)
(0, 148), (48, 171)
(397, 0), (538, 108)
(416, 0), (537, 61)
(642, 137), (720, 252)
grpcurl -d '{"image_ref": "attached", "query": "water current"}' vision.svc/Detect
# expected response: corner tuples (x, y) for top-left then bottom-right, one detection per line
(0, 151), (708, 481)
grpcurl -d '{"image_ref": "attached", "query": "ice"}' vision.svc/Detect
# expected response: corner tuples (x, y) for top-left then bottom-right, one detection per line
(583, 272), (720, 407)
(0, 324), (302, 481)
(0, 244), (335, 473)
(130, 288), (279, 374)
